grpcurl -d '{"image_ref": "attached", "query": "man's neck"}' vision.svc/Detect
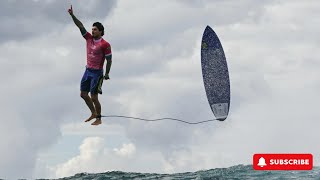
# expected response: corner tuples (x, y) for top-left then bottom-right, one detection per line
(93, 36), (102, 40)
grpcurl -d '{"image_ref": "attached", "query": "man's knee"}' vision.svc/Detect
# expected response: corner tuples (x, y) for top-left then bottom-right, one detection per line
(80, 92), (89, 99)
(91, 94), (99, 103)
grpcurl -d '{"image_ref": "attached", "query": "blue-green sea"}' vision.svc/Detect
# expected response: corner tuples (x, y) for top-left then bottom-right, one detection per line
(39, 165), (320, 180)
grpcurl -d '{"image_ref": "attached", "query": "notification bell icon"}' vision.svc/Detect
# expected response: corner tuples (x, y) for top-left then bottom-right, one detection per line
(258, 157), (267, 167)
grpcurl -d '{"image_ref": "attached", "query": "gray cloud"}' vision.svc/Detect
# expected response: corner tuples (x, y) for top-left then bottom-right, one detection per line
(0, 0), (116, 42)
(109, 0), (272, 50)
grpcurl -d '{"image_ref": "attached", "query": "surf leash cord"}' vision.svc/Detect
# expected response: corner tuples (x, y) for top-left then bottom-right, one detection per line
(100, 115), (223, 124)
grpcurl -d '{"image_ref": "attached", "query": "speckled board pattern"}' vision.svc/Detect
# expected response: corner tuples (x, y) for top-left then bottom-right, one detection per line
(201, 25), (230, 121)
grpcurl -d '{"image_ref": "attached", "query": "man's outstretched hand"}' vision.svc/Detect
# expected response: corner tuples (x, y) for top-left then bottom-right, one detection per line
(68, 5), (73, 15)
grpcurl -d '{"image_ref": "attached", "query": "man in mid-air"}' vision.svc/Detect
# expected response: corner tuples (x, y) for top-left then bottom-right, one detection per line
(68, 5), (112, 126)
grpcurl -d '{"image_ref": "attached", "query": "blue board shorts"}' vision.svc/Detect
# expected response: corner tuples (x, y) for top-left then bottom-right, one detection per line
(80, 67), (104, 94)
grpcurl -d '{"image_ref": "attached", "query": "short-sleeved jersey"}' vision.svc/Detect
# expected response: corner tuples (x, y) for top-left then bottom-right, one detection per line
(83, 32), (112, 70)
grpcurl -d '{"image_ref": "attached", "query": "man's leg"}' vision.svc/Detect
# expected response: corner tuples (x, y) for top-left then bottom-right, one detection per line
(91, 93), (102, 125)
(80, 91), (97, 122)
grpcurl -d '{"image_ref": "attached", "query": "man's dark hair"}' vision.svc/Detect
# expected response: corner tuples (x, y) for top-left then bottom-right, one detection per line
(93, 22), (104, 36)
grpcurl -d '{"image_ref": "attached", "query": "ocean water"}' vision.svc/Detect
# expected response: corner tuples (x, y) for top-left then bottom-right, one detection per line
(40, 165), (320, 180)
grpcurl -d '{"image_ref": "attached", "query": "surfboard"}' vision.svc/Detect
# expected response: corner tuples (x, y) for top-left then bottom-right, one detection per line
(201, 25), (230, 121)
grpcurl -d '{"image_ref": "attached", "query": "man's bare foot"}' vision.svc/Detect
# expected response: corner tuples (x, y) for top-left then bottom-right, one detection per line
(84, 113), (97, 122)
(91, 116), (102, 126)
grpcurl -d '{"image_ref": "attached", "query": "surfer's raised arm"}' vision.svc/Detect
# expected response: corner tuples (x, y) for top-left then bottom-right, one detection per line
(68, 5), (87, 35)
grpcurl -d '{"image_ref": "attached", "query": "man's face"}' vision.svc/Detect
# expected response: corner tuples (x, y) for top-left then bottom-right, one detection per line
(92, 26), (101, 38)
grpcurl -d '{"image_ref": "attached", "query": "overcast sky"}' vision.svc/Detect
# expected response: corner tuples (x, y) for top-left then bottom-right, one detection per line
(1, 0), (320, 179)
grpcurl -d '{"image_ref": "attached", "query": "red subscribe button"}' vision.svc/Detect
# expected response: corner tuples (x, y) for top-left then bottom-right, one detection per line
(253, 154), (313, 170)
